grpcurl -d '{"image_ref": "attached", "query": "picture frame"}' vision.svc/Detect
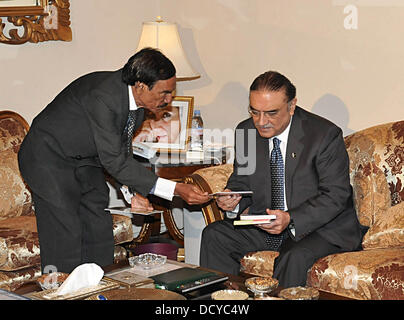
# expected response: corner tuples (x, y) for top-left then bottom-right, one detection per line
(133, 96), (194, 154)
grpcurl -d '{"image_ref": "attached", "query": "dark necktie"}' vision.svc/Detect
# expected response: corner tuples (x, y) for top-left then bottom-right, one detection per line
(125, 110), (137, 155)
(265, 137), (286, 250)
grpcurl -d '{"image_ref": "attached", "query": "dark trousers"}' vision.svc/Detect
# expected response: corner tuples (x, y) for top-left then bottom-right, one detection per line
(200, 219), (342, 287)
(32, 166), (114, 273)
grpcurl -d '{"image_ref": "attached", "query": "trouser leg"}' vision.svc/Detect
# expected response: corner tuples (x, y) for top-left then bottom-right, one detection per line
(75, 166), (114, 267)
(200, 220), (269, 275)
(33, 193), (82, 273)
(33, 166), (114, 273)
(273, 232), (342, 287)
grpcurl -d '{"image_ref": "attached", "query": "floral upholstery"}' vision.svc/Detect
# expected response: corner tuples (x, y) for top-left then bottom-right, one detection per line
(308, 120), (404, 300)
(0, 111), (133, 291)
(193, 164), (233, 194)
(187, 120), (404, 299)
(240, 251), (280, 278)
(307, 248), (403, 300)
(0, 113), (32, 220)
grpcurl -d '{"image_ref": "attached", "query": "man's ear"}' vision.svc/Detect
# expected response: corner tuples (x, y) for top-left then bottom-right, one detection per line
(289, 98), (297, 115)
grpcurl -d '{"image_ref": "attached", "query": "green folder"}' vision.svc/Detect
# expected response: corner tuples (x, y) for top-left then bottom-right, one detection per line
(151, 267), (223, 291)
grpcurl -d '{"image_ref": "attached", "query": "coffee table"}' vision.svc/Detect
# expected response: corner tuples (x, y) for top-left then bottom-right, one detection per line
(14, 260), (353, 300)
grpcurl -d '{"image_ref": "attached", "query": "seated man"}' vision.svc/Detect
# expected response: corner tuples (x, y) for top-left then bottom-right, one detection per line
(200, 71), (365, 287)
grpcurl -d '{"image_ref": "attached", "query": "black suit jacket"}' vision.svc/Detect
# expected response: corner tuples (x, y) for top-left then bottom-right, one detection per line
(18, 69), (157, 209)
(227, 106), (362, 251)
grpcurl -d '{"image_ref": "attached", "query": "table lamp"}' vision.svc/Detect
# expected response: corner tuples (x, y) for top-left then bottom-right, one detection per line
(136, 17), (200, 81)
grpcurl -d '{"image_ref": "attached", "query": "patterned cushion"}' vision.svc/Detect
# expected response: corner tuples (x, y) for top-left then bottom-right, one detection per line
(112, 214), (134, 245)
(240, 251), (279, 278)
(362, 201), (404, 250)
(0, 266), (41, 292)
(193, 163), (233, 193)
(307, 248), (404, 300)
(0, 116), (32, 220)
(0, 214), (133, 271)
(0, 217), (40, 271)
(0, 246), (127, 292)
(344, 120), (404, 228)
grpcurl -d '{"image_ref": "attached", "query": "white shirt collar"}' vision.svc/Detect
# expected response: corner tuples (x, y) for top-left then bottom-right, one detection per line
(273, 116), (292, 144)
(128, 86), (138, 111)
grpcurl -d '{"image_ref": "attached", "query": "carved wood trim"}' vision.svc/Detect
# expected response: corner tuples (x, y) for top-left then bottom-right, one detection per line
(0, 0), (72, 45)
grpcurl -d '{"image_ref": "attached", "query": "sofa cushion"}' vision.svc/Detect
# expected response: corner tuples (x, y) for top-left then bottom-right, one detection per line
(240, 251), (279, 278)
(112, 214), (134, 245)
(193, 163), (233, 194)
(362, 201), (404, 250)
(0, 214), (133, 271)
(0, 118), (32, 220)
(345, 120), (404, 227)
(0, 266), (41, 291)
(0, 217), (40, 271)
(307, 248), (404, 300)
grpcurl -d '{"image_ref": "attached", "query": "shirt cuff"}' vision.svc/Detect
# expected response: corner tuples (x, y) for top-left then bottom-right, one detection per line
(120, 185), (135, 204)
(151, 177), (176, 201)
(226, 204), (239, 219)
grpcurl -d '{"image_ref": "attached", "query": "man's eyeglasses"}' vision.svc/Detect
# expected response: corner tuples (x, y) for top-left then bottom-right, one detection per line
(248, 101), (292, 119)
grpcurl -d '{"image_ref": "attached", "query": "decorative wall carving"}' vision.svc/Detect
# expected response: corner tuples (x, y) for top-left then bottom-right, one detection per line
(0, 0), (71, 45)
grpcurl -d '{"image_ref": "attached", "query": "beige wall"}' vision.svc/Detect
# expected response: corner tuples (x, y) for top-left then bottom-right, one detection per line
(1, 0), (403, 137)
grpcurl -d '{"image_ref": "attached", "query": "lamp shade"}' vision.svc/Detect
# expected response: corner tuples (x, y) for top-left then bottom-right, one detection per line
(136, 20), (200, 81)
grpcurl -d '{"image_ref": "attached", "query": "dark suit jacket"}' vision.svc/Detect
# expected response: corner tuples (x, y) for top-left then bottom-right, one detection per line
(227, 106), (362, 251)
(18, 69), (157, 210)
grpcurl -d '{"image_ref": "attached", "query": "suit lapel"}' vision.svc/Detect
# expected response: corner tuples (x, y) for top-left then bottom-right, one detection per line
(285, 108), (304, 207)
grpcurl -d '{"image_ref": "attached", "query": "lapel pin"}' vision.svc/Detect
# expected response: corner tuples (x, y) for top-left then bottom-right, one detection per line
(291, 152), (297, 158)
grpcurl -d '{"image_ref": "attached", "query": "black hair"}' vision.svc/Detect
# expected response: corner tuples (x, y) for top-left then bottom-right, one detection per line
(122, 47), (176, 89)
(250, 71), (296, 102)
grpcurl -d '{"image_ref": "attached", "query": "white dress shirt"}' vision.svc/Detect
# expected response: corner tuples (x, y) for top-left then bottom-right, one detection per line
(227, 118), (292, 225)
(121, 87), (176, 202)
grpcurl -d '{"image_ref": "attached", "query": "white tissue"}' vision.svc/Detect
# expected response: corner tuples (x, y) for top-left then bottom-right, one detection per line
(55, 263), (104, 296)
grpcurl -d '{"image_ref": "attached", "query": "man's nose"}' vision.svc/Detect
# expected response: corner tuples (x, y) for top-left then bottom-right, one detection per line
(257, 113), (267, 126)
(164, 93), (173, 104)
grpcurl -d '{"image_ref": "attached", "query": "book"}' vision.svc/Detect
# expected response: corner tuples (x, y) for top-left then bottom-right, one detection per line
(209, 191), (253, 197)
(104, 207), (163, 217)
(150, 267), (228, 292)
(234, 214), (276, 226)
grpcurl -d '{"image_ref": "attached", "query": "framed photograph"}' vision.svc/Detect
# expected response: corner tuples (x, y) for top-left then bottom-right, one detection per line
(133, 96), (194, 154)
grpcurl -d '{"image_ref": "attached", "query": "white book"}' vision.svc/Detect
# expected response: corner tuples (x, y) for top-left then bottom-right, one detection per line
(234, 214), (276, 226)
(105, 207), (163, 218)
(209, 191), (253, 196)
(240, 215), (276, 221)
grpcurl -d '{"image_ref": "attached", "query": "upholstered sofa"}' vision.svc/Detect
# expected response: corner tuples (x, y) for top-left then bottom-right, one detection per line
(184, 120), (404, 300)
(0, 110), (134, 291)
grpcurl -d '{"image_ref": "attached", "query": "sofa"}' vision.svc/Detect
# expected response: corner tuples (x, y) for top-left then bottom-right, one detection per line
(184, 120), (404, 300)
(0, 110), (134, 291)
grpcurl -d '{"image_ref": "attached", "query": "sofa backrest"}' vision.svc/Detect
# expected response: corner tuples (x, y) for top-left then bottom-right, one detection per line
(0, 111), (33, 220)
(344, 120), (404, 227)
